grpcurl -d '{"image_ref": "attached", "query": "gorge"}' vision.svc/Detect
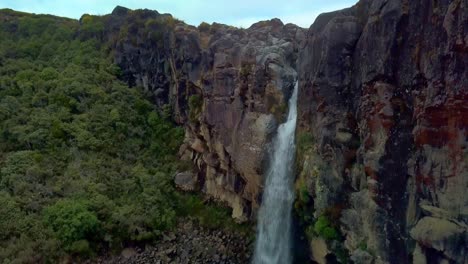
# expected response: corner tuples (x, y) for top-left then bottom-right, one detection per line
(0, 0), (467, 263)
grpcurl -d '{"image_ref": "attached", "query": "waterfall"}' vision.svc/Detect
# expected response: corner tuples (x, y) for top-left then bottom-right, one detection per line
(253, 82), (298, 264)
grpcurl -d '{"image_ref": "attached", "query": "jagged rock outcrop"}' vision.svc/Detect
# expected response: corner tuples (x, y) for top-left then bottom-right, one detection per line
(100, 219), (251, 264)
(297, 0), (467, 263)
(96, 7), (305, 221)
(83, 2), (466, 262)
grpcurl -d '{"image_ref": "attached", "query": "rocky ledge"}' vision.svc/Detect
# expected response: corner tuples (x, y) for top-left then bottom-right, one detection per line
(94, 7), (306, 222)
(98, 220), (252, 264)
(297, 0), (467, 263)
(82, 2), (466, 263)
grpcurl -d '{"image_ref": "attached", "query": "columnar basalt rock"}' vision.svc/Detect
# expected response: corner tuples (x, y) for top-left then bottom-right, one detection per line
(297, 0), (467, 263)
(100, 7), (305, 221)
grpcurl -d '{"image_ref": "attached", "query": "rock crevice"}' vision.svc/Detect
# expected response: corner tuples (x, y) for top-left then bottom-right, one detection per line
(97, 2), (466, 262)
(297, 0), (467, 263)
(101, 9), (305, 221)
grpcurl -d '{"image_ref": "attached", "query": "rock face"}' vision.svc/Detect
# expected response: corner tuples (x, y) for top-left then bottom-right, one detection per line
(99, 219), (251, 264)
(96, 7), (305, 221)
(92, 2), (466, 262)
(297, 0), (467, 263)
(174, 171), (198, 191)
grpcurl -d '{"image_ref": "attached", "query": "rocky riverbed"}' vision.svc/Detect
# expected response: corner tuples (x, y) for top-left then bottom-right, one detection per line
(94, 220), (253, 264)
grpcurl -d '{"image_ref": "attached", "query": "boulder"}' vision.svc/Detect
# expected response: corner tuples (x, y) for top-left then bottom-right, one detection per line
(410, 217), (467, 263)
(121, 248), (137, 259)
(310, 237), (328, 264)
(174, 171), (198, 191)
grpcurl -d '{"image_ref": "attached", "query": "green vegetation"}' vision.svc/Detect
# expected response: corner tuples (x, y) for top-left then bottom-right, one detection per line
(239, 63), (253, 80)
(107, 9), (180, 47)
(269, 102), (287, 120)
(333, 243), (350, 264)
(144, 16), (177, 47)
(358, 240), (368, 251)
(198, 22), (211, 32)
(313, 216), (339, 241)
(43, 199), (100, 254)
(0, 9), (243, 263)
(296, 132), (314, 156)
(266, 93), (288, 122)
(177, 194), (250, 234)
(303, 213), (349, 263)
(188, 94), (203, 122)
(80, 14), (105, 39)
(303, 215), (339, 242)
(294, 131), (350, 262)
(294, 178), (312, 224)
(295, 132), (315, 172)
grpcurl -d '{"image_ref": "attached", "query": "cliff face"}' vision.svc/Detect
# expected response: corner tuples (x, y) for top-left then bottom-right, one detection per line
(96, 1), (466, 263)
(297, 0), (467, 263)
(99, 7), (305, 221)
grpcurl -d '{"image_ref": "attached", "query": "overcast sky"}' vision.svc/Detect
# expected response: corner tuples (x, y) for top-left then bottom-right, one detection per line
(0, 0), (357, 28)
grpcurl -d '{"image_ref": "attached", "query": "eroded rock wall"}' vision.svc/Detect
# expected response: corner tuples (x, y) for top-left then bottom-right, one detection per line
(93, 2), (466, 262)
(297, 0), (467, 263)
(99, 7), (305, 221)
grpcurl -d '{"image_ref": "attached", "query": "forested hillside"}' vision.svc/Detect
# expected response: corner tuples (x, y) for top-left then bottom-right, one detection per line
(0, 9), (242, 263)
(3, 0), (465, 263)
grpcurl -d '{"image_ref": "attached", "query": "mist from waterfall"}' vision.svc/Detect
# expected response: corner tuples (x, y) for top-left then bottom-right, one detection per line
(252, 82), (298, 264)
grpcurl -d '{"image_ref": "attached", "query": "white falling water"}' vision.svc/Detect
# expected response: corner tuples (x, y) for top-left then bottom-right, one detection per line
(253, 82), (298, 264)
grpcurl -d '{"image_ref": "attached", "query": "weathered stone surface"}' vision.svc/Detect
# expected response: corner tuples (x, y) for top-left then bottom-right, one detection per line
(297, 0), (467, 262)
(350, 249), (374, 264)
(410, 217), (467, 263)
(120, 248), (137, 259)
(309, 237), (328, 264)
(412, 244), (427, 264)
(100, 219), (251, 264)
(174, 171), (198, 191)
(103, 10), (305, 221)
(97, 2), (466, 261)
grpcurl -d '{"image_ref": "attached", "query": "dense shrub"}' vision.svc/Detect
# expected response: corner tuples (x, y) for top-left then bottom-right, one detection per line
(0, 9), (247, 262)
(314, 216), (339, 241)
(43, 199), (100, 249)
(188, 94), (203, 122)
(176, 194), (250, 234)
(198, 22), (211, 32)
(296, 132), (314, 155)
(0, 9), (185, 261)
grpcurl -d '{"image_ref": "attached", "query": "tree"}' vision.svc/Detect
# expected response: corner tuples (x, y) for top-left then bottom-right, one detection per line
(43, 199), (100, 249)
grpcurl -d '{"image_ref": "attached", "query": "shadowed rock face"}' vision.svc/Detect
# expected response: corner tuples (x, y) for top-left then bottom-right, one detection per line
(297, 0), (467, 263)
(99, 7), (305, 221)
(96, 1), (466, 262)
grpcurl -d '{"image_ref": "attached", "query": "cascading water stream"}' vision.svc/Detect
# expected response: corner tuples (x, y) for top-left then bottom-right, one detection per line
(252, 81), (298, 264)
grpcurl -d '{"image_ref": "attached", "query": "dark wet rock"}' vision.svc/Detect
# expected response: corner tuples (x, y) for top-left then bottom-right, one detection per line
(121, 248), (137, 259)
(111, 6), (130, 16)
(99, 10), (305, 222)
(174, 171), (198, 191)
(410, 217), (467, 263)
(297, 0), (467, 263)
(101, 220), (251, 264)
(82, 1), (467, 262)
